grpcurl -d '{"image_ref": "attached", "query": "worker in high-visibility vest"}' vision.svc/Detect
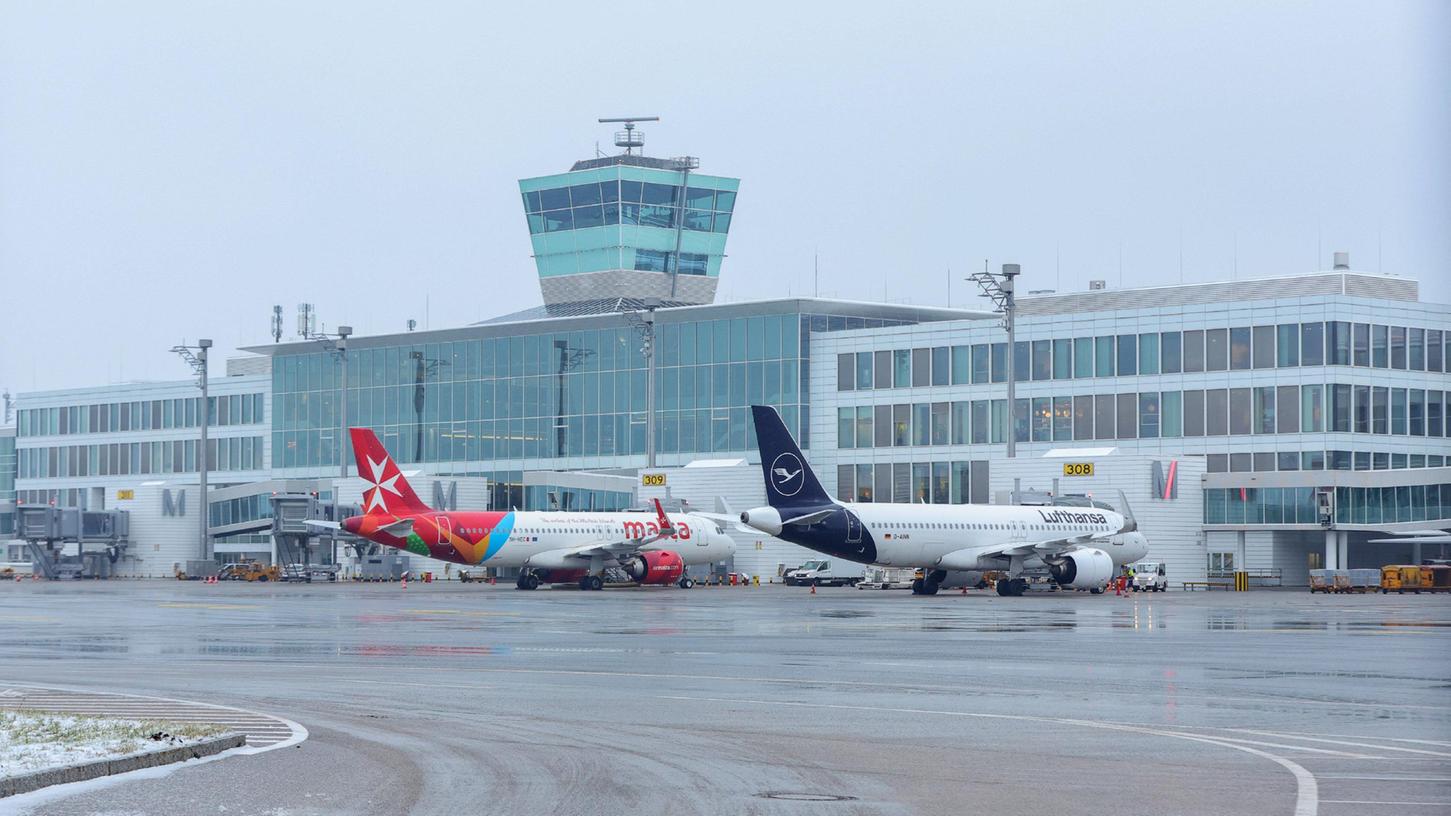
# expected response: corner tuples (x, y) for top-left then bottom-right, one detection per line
(1126, 566), (1136, 591)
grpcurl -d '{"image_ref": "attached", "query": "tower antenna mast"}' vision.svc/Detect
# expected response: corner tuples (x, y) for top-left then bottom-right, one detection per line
(598, 116), (659, 156)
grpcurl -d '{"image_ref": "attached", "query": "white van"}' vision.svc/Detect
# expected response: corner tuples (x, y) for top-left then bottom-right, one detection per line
(1130, 562), (1167, 592)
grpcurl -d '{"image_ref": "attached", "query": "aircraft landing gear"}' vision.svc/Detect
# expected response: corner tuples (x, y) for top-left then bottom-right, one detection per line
(911, 576), (940, 595)
(995, 578), (1028, 597)
(678, 577), (694, 589)
(517, 572), (541, 590)
(578, 574), (604, 591)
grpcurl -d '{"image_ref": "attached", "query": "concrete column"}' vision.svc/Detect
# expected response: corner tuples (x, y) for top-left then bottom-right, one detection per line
(1236, 531), (1247, 571)
(1412, 539), (1423, 566)
(1338, 531), (1350, 570)
(1325, 530), (1338, 570)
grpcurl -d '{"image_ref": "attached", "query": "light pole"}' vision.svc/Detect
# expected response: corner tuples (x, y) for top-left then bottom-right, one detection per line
(969, 263), (1020, 458)
(170, 338), (212, 559)
(625, 300), (661, 468)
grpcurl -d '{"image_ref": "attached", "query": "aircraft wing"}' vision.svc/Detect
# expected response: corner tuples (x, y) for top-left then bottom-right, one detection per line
(972, 533), (1113, 560)
(525, 499), (679, 567)
(935, 534), (1113, 570)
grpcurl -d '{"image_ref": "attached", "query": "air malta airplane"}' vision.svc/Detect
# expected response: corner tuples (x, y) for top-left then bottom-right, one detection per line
(740, 406), (1149, 596)
(318, 428), (735, 590)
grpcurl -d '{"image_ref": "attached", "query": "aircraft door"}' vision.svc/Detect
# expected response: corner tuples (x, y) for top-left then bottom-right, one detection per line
(435, 515), (452, 545)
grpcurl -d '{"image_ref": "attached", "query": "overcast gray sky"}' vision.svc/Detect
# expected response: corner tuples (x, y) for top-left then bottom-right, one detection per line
(2, 0), (1447, 393)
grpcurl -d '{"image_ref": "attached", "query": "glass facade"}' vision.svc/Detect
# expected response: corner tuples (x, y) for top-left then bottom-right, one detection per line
(17, 437), (265, 479)
(17, 394), (265, 437)
(838, 322), (1451, 386)
(0, 432), (14, 536)
(273, 309), (919, 475)
(1204, 483), (1451, 526)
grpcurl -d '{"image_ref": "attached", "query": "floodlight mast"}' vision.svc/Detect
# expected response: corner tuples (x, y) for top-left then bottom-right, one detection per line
(624, 299), (663, 468)
(969, 263), (1020, 458)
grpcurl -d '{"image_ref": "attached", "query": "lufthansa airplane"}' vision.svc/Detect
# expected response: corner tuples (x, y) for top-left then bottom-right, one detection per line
(740, 406), (1149, 595)
(313, 428), (735, 590)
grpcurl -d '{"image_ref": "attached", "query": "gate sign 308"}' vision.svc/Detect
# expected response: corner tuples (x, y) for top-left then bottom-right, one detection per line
(1062, 462), (1095, 477)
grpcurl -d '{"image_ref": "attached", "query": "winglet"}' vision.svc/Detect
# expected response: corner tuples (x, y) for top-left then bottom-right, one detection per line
(653, 498), (676, 536)
(1115, 489), (1137, 533)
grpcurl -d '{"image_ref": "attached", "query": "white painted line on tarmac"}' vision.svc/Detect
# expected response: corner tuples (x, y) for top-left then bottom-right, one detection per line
(1321, 800), (1451, 807)
(1155, 735), (1380, 759)
(1220, 729), (1451, 758)
(1320, 776), (1451, 782)
(657, 695), (1321, 816)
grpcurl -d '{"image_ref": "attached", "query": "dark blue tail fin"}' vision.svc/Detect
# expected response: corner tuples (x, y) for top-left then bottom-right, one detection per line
(750, 405), (832, 509)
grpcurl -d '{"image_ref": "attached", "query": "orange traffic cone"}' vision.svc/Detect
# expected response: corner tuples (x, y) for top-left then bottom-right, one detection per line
(809, 583), (816, 595)
(961, 585), (967, 595)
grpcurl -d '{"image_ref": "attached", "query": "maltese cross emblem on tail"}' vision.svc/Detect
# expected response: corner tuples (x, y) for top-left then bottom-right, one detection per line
(364, 454), (403, 513)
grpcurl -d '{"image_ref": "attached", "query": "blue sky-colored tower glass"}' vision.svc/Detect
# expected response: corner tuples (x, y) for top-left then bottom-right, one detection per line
(519, 154), (739, 310)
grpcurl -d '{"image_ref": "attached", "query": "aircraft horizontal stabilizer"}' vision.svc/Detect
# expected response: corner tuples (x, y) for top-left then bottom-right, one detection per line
(304, 519), (341, 530)
(784, 509), (835, 527)
(379, 518), (415, 538)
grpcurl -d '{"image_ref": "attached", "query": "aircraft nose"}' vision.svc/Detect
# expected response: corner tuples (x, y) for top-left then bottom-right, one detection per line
(342, 516), (361, 535)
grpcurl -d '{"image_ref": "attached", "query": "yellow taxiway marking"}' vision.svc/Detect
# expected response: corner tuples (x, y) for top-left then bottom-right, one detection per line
(158, 602), (259, 610)
(404, 609), (521, 617)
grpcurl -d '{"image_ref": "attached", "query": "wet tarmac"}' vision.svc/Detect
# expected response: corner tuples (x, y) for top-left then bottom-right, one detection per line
(1, 581), (1448, 815)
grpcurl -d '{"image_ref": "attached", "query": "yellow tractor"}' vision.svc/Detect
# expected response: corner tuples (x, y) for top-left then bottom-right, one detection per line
(218, 560), (280, 582)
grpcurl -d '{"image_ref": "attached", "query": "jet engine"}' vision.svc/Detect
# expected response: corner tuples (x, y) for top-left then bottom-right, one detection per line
(623, 550), (686, 585)
(739, 506), (782, 536)
(1048, 548), (1114, 589)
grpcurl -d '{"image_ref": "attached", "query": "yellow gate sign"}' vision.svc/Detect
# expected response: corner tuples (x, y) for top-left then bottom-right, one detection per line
(116, 489), (135, 500)
(641, 473), (667, 487)
(1062, 462), (1095, 477)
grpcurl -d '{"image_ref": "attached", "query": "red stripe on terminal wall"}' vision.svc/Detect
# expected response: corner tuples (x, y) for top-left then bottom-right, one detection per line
(1164, 459), (1177, 499)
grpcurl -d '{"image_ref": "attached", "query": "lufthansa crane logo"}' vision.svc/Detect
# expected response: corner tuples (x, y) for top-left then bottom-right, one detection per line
(769, 452), (804, 497)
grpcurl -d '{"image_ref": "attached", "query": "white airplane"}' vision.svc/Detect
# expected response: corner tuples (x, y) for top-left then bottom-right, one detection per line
(314, 428), (736, 590)
(739, 406), (1149, 596)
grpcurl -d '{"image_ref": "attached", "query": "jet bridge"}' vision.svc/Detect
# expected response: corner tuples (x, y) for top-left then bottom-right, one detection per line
(17, 505), (130, 579)
(270, 492), (361, 572)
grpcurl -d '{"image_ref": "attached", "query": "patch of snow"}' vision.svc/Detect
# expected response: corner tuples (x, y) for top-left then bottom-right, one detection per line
(0, 711), (224, 777)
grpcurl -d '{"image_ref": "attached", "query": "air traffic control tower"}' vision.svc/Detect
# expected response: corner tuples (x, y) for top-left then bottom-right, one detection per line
(518, 118), (738, 314)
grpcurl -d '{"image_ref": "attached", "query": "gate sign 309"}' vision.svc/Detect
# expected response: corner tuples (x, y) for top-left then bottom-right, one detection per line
(1062, 462), (1095, 477)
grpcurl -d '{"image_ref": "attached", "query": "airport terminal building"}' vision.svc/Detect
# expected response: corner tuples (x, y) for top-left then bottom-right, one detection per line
(6, 137), (1450, 585)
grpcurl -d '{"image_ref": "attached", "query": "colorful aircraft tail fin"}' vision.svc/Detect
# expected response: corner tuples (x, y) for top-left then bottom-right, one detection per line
(349, 427), (430, 515)
(749, 405), (832, 510)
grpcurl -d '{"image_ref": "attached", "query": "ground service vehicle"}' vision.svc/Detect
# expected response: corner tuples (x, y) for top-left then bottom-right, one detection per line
(783, 560), (862, 587)
(219, 560), (280, 582)
(740, 406), (1148, 596)
(1131, 562), (1167, 591)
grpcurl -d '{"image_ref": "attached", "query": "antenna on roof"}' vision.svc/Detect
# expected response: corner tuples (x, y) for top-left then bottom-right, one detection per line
(598, 116), (659, 155)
